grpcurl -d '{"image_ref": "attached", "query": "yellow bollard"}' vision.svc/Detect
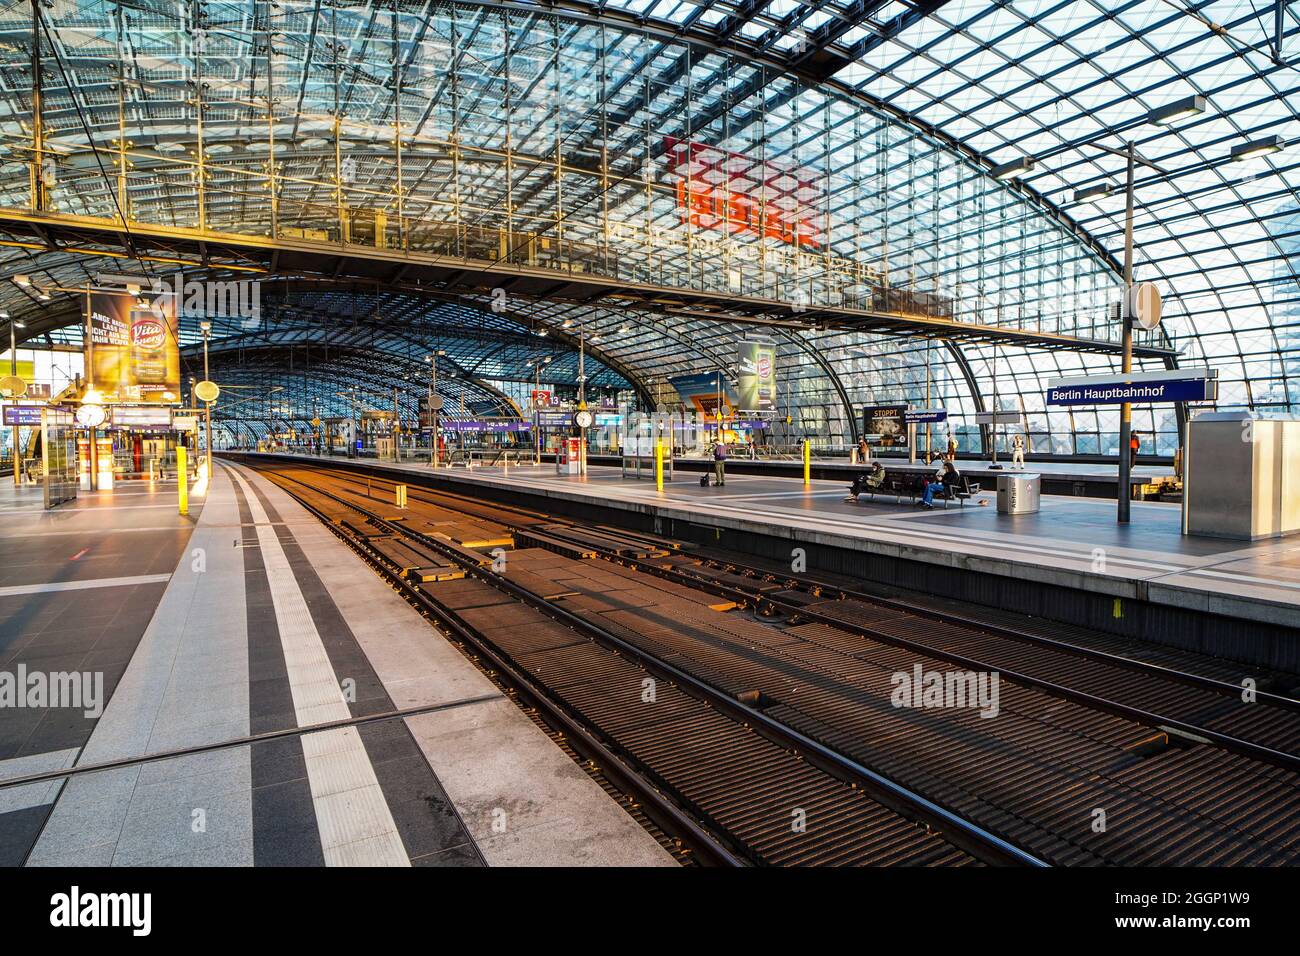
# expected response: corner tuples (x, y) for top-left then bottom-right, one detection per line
(177, 447), (188, 515)
(803, 439), (811, 487)
(654, 439), (664, 492)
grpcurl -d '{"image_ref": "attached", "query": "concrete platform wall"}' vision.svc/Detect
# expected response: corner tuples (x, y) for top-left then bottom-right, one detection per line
(231, 453), (1300, 674)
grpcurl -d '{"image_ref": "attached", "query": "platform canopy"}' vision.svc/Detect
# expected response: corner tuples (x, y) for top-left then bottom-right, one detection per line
(0, 0), (1295, 453)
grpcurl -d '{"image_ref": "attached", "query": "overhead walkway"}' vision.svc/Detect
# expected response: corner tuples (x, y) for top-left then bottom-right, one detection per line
(0, 207), (1177, 361)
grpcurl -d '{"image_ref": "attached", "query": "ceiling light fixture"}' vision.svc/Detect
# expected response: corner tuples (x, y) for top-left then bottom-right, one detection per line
(1230, 134), (1284, 162)
(1073, 183), (1114, 203)
(1146, 94), (1206, 126)
(990, 157), (1034, 181)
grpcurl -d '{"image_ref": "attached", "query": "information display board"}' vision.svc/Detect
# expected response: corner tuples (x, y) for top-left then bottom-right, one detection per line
(111, 406), (174, 428)
(86, 291), (180, 404)
(441, 419), (529, 433)
(4, 405), (47, 426)
(536, 410), (574, 428)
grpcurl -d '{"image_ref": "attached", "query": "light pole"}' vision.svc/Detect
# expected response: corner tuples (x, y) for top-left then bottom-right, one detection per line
(427, 350), (445, 467)
(1117, 142), (1137, 524)
(529, 355), (551, 464)
(199, 320), (213, 469)
(1075, 138), (1166, 523)
(1005, 96), (1218, 522)
(6, 315), (20, 376)
(5, 314), (23, 486)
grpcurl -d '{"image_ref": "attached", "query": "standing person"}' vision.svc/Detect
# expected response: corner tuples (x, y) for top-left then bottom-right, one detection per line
(857, 437), (871, 465)
(1011, 434), (1025, 470)
(946, 434), (958, 461)
(1129, 431), (1141, 468)
(713, 438), (728, 487)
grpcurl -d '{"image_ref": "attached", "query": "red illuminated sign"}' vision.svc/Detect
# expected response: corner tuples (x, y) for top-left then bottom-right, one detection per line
(663, 137), (824, 249)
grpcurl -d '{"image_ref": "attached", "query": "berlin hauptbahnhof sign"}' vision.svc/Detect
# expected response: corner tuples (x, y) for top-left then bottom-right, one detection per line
(1046, 367), (1218, 406)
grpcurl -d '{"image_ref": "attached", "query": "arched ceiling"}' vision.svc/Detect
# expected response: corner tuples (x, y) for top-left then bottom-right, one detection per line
(172, 292), (640, 421)
(0, 0), (1295, 453)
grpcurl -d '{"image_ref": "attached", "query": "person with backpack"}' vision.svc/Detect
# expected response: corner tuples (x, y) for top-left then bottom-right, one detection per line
(713, 439), (728, 487)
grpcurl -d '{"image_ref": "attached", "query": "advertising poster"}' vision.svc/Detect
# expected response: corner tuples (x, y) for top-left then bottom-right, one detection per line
(669, 372), (736, 418)
(862, 404), (909, 447)
(736, 341), (777, 411)
(86, 291), (180, 404)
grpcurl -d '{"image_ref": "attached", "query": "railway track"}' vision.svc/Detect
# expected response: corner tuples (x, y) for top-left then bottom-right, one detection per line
(238, 462), (997, 867)
(239, 460), (1300, 866)
(294, 463), (1300, 771)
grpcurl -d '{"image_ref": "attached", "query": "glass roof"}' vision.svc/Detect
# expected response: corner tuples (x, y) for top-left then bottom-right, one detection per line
(0, 0), (1294, 451)
(584, 0), (1300, 420)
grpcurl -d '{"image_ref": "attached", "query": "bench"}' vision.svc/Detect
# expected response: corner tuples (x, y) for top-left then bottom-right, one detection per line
(847, 472), (981, 507)
(935, 475), (982, 507)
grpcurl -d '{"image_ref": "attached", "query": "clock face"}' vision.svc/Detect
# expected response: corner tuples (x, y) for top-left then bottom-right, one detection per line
(574, 410), (593, 429)
(77, 404), (107, 428)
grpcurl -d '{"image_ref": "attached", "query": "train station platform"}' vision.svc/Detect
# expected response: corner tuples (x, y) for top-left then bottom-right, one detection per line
(251, 454), (1300, 671)
(575, 454), (1178, 500)
(0, 464), (674, 867)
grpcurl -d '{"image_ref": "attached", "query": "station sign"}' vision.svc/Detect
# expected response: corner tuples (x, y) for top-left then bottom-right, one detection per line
(1046, 367), (1218, 406)
(905, 408), (948, 424)
(172, 415), (198, 432)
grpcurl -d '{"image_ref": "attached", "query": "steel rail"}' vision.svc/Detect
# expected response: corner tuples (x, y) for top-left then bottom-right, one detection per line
(273, 459), (1300, 771)
(257, 462), (1047, 867)
(538, 529), (1300, 776)
(243, 466), (744, 868)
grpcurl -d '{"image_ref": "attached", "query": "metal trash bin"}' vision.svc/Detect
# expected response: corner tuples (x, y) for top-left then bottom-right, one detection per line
(997, 473), (1041, 514)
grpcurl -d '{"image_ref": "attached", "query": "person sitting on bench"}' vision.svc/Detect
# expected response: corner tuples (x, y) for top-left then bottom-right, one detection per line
(845, 462), (886, 501)
(920, 460), (960, 508)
